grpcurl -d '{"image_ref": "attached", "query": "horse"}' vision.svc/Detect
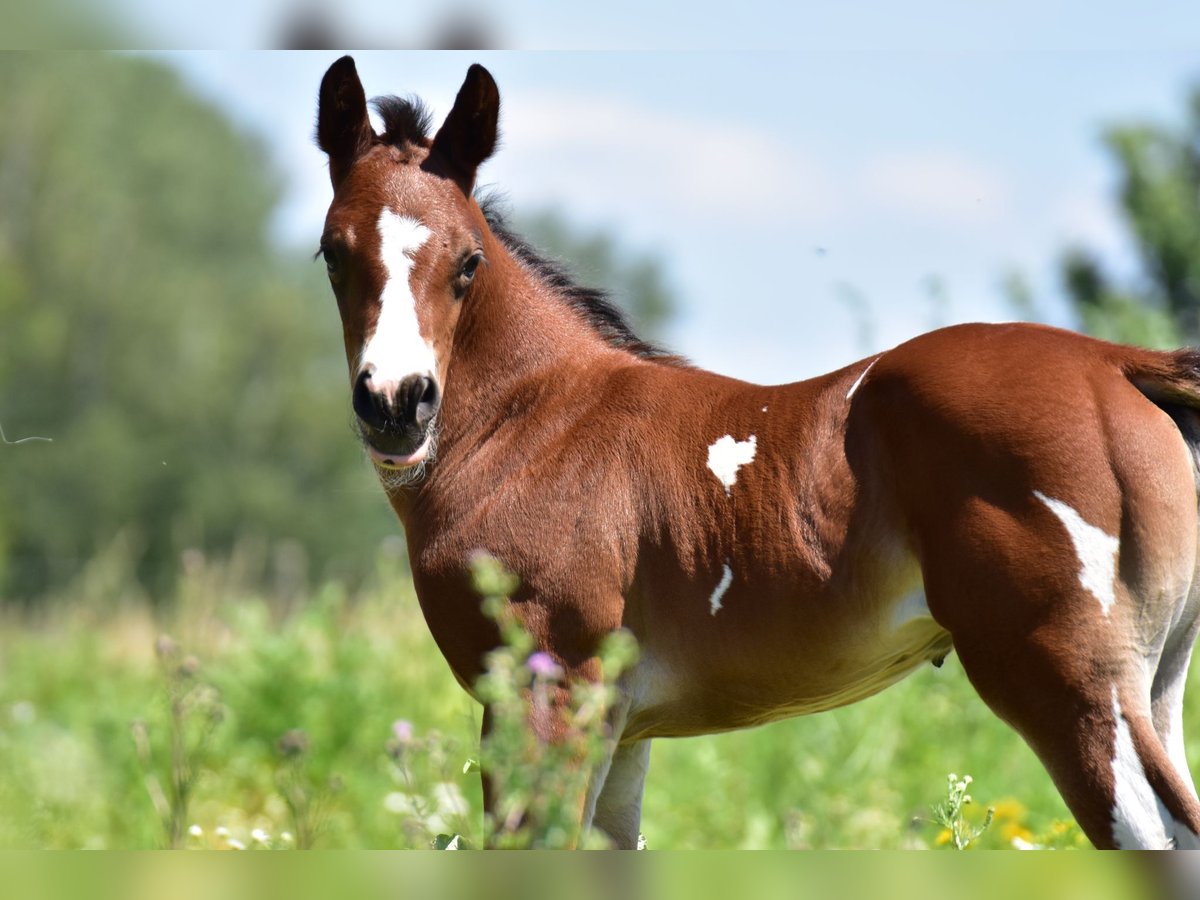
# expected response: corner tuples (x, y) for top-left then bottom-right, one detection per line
(314, 55), (1200, 849)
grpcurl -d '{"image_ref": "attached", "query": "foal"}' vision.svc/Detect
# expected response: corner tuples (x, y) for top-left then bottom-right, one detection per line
(315, 56), (1200, 849)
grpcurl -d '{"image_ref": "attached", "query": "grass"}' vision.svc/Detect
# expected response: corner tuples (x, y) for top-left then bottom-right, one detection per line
(2, 543), (1192, 849)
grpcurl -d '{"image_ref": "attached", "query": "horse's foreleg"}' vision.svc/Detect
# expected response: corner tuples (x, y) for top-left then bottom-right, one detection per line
(588, 738), (651, 849)
(480, 671), (631, 848)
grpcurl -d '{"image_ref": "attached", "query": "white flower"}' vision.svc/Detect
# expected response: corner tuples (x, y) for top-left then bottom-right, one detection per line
(188, 825), (203, 838)
(251, 828), (270, 844)
(226, 838), (246, 851)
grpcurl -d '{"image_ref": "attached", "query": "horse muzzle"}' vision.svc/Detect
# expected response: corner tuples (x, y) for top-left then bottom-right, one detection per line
(352, 366), (440, 469)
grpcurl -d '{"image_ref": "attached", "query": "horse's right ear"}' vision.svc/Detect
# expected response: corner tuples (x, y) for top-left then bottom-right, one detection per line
(317, 55), (375, 188)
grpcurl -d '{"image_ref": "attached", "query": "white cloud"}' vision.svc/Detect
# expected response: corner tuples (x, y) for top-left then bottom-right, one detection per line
(494, 92), (834, 228)
(860, 150), (1012, 226)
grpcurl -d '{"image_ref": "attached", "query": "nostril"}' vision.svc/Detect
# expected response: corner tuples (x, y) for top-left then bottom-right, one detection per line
(414, 376), (440, 427)
(352, 368), (380, 428)
(418, 376), (439, 408)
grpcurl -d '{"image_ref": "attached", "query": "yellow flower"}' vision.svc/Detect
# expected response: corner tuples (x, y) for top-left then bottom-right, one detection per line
(935, 828), (952, 846)
(1001, 822), (1033, 844)
(990, 798), (1026, 822)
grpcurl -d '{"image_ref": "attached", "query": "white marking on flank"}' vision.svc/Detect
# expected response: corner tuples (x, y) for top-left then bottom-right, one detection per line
(706, 434), (757, 496)
(761, 405), (768, 413)
(1033, 491), (1119, 615)
(845, 358), (879, 401)
(1110, 687), (1182, 849)
(360, 210), (435, 392)
(710, 561), (733, 615)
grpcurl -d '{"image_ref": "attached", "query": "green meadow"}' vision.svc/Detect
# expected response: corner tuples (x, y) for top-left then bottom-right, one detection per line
(2, 539), (1162, 850)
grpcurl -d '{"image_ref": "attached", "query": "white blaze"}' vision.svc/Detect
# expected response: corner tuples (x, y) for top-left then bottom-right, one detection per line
(1033, 491), (1119, 615)
(360, 210), (435, 391)
(707, 434), (757, 496)
(709, 561), (733, 615)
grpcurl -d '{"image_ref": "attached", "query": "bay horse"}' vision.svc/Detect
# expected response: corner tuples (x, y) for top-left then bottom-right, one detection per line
(315, 56), (1200, 849)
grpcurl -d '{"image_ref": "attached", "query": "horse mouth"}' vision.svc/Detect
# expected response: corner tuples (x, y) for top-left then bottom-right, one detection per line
(358, 425), (435, 470)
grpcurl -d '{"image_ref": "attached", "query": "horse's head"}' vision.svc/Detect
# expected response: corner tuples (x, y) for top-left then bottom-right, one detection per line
(316, 56), (498, 476)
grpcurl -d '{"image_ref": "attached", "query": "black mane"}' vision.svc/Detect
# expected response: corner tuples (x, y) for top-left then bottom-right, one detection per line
(372, 95), (433, 148)
(479, 198), (683, 364)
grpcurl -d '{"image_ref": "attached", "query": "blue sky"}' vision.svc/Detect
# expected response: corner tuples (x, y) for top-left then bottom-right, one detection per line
(147, 23), (1200, 383)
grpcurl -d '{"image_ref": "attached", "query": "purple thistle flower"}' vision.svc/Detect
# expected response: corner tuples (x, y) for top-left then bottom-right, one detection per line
(526, 652), (563, 679)
(392, 719), (414, 744)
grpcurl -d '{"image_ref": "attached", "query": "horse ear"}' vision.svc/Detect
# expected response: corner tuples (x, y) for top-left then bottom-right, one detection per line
(427, 64), (500, 194)
(317, 55), (375, 188)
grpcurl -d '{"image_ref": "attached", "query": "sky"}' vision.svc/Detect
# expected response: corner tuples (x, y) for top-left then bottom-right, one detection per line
(139, 11), (1200, 384)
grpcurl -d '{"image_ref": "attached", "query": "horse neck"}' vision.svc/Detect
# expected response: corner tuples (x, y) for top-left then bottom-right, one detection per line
(443, 234), (624, 415)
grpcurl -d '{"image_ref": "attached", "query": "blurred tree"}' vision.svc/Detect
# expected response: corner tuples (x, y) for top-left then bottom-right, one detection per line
(0, 53), (395, 601)
(0, 54), (679, 603)
(518, 210), (677, 340)
(1055, 87), (1200, 347)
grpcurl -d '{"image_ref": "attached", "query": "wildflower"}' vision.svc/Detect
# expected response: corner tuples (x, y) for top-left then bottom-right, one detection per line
(527, 652), (563, 679)
(226, 838), (246, 851)
(277, 728), (310, 758)
(280, 832), (295, 845)
(251, 828), (270, 844)
(392, 719), (414, 744)
(188, 824), (203, 839)
(215, 826), (230, 838)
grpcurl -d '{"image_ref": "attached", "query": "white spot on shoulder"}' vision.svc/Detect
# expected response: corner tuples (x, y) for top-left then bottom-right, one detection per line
(706, 434), (757, 496)
(845, 358), (879, 401)
(1034, 491), (1119, 615)
(361, 210), (435, 387)
(1109, 687), (1193, 849)
(709, 561), (733, 615)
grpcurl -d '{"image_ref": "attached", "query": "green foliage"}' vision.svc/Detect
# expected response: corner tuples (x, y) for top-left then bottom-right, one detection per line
(0, 53), (396, 600)
(4, 546), (1179, 849)
(1056, 85), (1200, 346)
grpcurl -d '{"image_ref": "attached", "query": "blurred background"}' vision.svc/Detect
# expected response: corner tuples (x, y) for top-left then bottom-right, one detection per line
(3, 4), (1200, 851)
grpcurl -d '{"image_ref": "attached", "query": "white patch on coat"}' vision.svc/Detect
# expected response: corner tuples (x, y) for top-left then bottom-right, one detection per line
(761, 405), (768, 413)
(706, 435), (757, 496)
(1110, 687), (1191, 849)
(1033, 491), (1119, 615)
(845, 358), (879, 401)
(360, 210), (436, 393)
(709, 561), (733, 615)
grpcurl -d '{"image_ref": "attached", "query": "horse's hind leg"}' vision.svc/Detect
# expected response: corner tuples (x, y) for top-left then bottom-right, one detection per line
(1151, 599), (1200, 804)
(921, 490), (1200, 848)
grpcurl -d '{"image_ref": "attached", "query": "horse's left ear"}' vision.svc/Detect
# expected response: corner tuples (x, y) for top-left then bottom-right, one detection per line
(427, 64), (500, 194)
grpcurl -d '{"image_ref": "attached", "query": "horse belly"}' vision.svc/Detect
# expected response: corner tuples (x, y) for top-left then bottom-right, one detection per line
(623, 586), (953, 740)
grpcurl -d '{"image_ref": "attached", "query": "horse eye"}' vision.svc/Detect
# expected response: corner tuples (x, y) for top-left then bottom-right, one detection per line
(462, 252), (483, 280)
(322, 247), (339, 276)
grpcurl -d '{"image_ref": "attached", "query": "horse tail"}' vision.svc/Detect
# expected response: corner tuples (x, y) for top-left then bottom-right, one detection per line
(1124, 347), (1200, 409)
